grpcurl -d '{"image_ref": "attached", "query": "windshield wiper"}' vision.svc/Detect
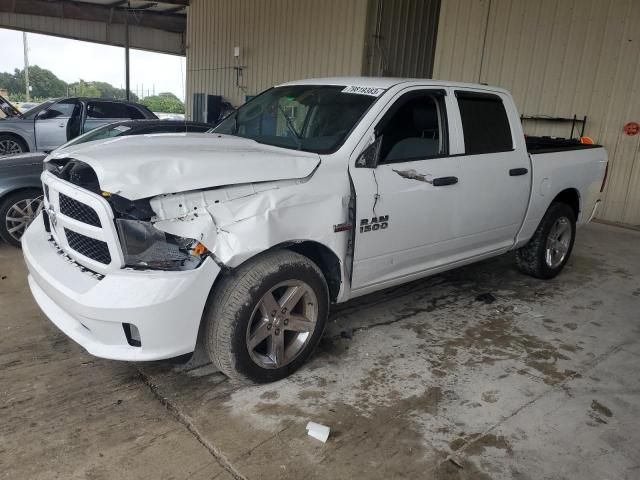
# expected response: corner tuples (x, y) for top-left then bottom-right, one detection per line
(277, 105), (303, 150)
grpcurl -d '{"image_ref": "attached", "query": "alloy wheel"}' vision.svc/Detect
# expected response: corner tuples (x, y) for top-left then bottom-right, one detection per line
(5, 196), (44, 242)
(0, 139), (23, 156)
(246, 280), (319, 369)
(545, 216), (572, 268)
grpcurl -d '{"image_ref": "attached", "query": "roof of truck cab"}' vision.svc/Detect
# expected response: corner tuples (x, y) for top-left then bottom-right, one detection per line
(278, 77), (509, 94)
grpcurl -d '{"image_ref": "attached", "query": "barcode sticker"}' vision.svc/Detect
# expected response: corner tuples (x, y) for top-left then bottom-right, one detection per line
(341, 86), (385, 97)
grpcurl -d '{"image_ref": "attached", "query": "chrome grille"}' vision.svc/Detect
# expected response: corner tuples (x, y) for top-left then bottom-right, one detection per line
(59, 192), (102, 227)
(64, 228), (112, 264)
(41, 171), (123, 273)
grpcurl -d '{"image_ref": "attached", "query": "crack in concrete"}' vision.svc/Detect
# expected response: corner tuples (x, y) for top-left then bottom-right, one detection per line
(440, 340), (635, 469)
(235, 421), (295, 462)
(137, 369), (249, 480)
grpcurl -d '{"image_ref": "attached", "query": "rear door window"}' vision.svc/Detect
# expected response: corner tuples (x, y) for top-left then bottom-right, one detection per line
(126, 105), (146, 120)
(86, 102), (129, 119)
(456, 91), (512, 154)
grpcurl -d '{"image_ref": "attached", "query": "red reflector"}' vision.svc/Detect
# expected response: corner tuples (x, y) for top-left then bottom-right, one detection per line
(333, 223), (353, 233)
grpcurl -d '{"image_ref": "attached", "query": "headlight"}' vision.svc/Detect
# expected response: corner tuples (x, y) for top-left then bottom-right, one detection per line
(115, 219), (207, 271)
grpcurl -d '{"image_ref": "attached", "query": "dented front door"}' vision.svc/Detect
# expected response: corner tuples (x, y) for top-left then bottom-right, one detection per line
(350, 157), (463, 292)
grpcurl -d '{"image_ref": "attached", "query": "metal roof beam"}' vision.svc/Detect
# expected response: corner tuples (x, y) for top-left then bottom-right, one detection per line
(0, 0), (186, 33)
(162, 5), (186, 14)
(153, 0), (189, 5)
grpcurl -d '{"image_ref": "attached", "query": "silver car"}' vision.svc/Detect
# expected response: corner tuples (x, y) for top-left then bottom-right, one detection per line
(0, 97), (156, 156)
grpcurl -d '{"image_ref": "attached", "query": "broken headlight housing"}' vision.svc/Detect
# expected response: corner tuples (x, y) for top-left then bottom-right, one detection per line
(115, 219), (207, 271)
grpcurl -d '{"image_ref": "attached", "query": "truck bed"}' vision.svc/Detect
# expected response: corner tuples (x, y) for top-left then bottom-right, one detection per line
(515, 142), (607, 249)
(526, 136), (602, 155)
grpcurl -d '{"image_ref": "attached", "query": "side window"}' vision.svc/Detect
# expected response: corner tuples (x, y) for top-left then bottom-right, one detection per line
(377, 91), (448, 164)
(86, 102), (129, 119)
(41, 100), (77, 119)
(456, 92), (512, 154)
(126, 105), (146, 120)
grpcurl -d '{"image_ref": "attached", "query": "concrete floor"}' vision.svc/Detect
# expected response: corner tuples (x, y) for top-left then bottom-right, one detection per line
(1, 222), (639, 480)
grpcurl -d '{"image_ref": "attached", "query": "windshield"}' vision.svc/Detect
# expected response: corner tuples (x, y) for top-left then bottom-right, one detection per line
(60, 123), (132, 148)
(214, 85), (378, 153)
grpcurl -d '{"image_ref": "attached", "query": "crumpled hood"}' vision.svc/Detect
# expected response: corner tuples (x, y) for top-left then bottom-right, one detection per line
(46, 133), (321, 199)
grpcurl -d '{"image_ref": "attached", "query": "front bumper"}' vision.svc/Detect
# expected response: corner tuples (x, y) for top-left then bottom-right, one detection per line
(22, 216), (220, 361)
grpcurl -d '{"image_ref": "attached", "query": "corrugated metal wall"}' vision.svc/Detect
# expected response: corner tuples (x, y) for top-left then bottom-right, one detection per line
(185, 0), (370, 112)
(433, 0), (640, 226)
(363, 0), (440, 78)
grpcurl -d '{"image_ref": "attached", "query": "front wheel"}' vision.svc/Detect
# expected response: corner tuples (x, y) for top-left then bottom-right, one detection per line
(203, 250), (329, 383)
(515, 202), (576, 279)
(0, 134), (27, 156)
(0, 189), (44, 247)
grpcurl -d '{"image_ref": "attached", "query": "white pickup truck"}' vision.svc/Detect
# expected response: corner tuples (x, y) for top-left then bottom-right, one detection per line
(22, 78), (608, 383)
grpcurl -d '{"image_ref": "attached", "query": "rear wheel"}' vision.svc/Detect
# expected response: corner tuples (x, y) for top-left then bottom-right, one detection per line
(515, 202), (576, 279)
(0, 189), (44, 247)
(0, 134), (27, 156)
(203, 250), (329, 383)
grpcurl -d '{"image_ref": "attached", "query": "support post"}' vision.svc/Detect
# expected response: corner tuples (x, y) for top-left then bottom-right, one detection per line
(23, 32), (30, 102)
(124, 5), (130, 101)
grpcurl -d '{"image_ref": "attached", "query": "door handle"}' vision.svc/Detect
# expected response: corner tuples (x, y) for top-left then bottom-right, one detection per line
(509, 168), (528, 176)
(391, 169), (458, 186)
(432, 176), (458, 187)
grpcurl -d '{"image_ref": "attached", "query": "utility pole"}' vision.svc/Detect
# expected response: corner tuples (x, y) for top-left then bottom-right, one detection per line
(124, 3), (130, 101)
(23, 32), (30, 102)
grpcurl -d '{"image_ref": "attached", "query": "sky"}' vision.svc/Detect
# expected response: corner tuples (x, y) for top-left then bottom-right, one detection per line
(0, 28), (186, 100)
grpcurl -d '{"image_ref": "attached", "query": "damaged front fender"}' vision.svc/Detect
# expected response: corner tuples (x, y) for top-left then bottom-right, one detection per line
(150, 176), (352, 297)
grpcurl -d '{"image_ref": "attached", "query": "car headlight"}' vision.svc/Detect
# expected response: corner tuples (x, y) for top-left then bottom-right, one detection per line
(115, 219), (208, 271)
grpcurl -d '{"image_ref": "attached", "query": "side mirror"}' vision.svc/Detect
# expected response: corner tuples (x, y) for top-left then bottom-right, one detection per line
(36, 110), (51, 120)
(355, 136), (383, 168)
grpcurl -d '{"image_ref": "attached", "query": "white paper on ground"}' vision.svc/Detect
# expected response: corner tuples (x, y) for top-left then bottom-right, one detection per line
(306, 421), (330, 443)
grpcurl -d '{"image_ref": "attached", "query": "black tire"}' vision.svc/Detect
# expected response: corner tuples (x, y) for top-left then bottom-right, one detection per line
(0, 189), (44, 248)
(0, 134), (27, 156)
(204, 250), (329, 383)
(515, 202), (576, 279)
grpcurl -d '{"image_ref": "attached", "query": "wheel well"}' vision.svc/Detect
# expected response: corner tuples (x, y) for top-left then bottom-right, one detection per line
(551, 188), (580, 219)
(0, 132), (29, 151)
(285, 241), (342, 302)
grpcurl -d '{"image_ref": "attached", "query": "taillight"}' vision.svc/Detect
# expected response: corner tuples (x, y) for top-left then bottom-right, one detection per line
(600, 163), (609, 193)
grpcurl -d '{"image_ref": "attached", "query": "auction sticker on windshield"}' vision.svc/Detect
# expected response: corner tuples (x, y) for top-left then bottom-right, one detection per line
(342, 86), (385, 97)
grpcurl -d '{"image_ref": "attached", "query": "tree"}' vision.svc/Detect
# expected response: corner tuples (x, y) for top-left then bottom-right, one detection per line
(0, 66), (66, 99)
(0, 70), (21, 96)
(140, 92), (185, 114)
(66, 80), (137, 101)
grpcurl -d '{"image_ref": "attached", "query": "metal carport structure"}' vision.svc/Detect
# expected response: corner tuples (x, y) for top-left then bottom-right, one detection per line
(0, 0), (189, 99)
